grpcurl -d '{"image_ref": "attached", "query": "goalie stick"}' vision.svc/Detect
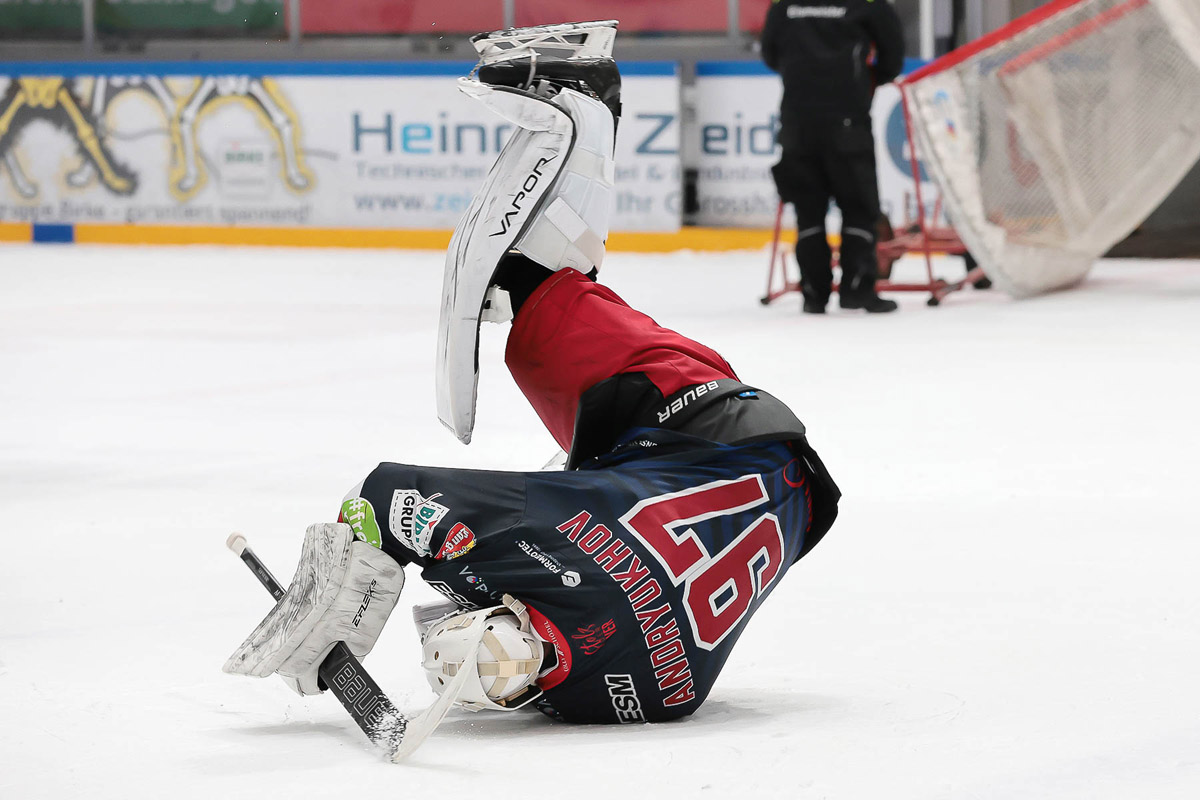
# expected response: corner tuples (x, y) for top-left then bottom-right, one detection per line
(226, 533), (480, 761)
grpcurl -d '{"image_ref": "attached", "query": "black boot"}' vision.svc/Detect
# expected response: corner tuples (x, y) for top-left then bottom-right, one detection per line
(964, 252), (993, 290)
(839, 276), (898, 313)
(840, 251), (897, 311)
(802, 288), (827, 314)
(839, 292), (898, 313)
(477, 57), (622, 123)
(838, 228), (897, 313)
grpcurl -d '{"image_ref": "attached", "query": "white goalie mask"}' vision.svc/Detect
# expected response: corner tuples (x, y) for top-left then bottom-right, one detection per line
(419, 594), (545, 712)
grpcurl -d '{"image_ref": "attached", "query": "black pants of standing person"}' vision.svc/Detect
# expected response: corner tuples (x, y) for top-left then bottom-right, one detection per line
(772, 115), (896, 314)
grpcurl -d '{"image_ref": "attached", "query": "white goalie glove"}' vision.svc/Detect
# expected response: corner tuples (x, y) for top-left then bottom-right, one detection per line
(223, 522), (405, 696)
(436, 20), (620, 444)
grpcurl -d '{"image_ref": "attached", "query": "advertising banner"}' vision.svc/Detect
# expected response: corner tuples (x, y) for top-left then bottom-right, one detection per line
(691, 61), (941, 230)
(0, 0), (283, 36)
(301, 0), (502, 35)
(95, 0), (284, 36)
(0, 0), (82, 35)
(0, 62), (681, 232)
(515, 0), (731, 33)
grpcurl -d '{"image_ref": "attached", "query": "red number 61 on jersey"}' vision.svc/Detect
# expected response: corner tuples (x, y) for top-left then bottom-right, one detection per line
(620, 474), (785, 650)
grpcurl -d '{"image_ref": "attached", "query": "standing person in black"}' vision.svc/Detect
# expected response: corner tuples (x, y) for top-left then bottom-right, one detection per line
(762, 0), (906, 314)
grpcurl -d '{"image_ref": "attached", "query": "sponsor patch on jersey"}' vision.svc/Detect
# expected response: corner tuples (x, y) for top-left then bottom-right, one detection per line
(425, 579), (477, 609)
(340, 497), (382, 548)
(573, 619), (617, 655)
(527, 603), (572, 690)
(456, 565), (500, 602)
(436, 522), (476, 561)
(604, 674), (645, 723)
(516, 538), (566, 574)
(389, 489), (448, 556)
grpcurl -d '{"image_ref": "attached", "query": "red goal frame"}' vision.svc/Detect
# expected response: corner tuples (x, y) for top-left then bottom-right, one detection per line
(764, 0), (1140, 307)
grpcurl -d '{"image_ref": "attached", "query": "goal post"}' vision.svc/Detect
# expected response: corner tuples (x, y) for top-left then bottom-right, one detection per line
(900, 0), (1200, 297)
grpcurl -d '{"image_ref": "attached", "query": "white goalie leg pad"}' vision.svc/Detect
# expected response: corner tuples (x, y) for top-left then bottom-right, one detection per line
(515, 87), (616, 273)
(436, 80), (574, 444)
(436, 79), (615, 444)
(223, 522), (404, 696)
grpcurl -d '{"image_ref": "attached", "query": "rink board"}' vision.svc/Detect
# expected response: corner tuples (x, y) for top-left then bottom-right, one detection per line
(0, 221), (808, 251)
(0, 58), (930, 247)
(690, 59), (936, 229)
(0, 61), (681, 237)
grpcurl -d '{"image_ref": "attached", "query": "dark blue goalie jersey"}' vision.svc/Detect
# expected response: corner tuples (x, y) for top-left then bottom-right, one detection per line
(343, 429), (819, 724)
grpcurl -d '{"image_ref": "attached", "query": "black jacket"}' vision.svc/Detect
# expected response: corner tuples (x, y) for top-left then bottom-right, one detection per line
(761, 0), (905, 125)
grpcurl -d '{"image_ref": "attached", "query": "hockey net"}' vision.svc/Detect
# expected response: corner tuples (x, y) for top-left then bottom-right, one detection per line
(902, 0), (1200, 296)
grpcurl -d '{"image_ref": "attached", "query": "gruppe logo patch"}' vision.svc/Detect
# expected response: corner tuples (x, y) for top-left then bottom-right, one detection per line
(390, 489), (449, 557)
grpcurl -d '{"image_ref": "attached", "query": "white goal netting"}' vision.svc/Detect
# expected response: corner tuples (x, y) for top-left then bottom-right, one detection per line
(904, 0), (1200, 296)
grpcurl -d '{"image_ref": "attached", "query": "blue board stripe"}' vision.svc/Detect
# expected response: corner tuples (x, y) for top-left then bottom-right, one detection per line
(0, 61), (475, 77)
(32, 224), (75, 244)
(696, 57), (927, 77)
(620, 62), (677, 76)
(695, 61), (774, 77)
(0, 59), (677, 78)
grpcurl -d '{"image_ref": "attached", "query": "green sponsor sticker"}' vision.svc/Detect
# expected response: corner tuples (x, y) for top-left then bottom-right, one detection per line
(341, 497), (382, 549)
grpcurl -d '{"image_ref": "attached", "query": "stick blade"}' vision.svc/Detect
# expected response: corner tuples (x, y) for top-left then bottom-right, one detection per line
(391, 642), (480, 762)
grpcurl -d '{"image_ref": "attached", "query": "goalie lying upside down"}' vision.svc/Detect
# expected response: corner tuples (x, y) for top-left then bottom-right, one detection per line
(225, 21), (840, 730)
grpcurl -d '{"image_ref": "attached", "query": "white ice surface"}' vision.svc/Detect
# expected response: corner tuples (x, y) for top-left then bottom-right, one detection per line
(1, 244), (1198, 798)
